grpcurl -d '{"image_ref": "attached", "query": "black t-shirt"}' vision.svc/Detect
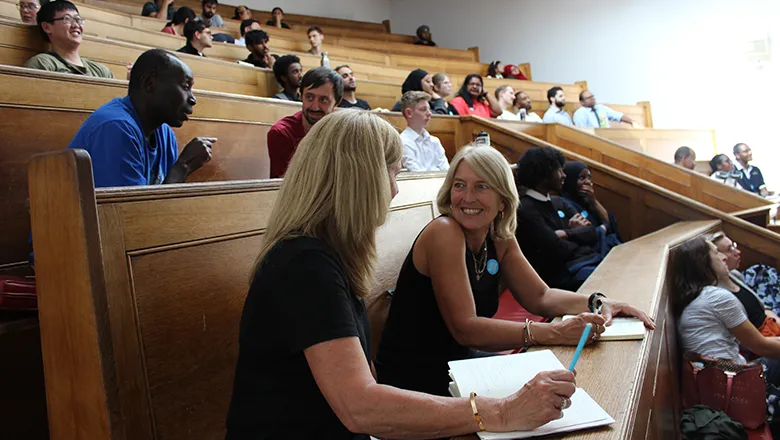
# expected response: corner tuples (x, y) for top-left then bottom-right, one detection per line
(226, 237), (371, 440)
(732, 285), (766, 329)
(338, 98), (371, 110)
(243, 53), (280, 68)
(265, 20), (291, 29)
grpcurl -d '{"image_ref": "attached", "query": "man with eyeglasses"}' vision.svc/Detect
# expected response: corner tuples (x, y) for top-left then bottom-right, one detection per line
(178, 20), (212, 57)
(573, 90), (636, 128)
(711, 232), (780, 323)
(67, 49), (215, 186)
(17, 0), (44, 24)
(24, 0), (113, 78)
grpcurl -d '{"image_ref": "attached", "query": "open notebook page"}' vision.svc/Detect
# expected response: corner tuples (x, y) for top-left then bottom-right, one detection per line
(448, 350), (614, 439)
(562, 316), (646, 341)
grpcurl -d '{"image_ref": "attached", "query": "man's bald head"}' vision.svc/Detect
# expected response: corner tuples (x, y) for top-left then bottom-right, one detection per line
(128, 49), (196, 129)
(128, 49), (191, 94)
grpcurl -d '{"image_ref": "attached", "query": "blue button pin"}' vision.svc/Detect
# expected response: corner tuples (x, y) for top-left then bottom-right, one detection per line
(557, 210), (565, 218)
(581, 211), (589, 219)
(487, 259), (499, 275)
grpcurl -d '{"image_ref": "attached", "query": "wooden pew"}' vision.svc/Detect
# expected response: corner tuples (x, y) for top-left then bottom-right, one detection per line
(0, 17), (282, 95)
(28, 149), (445, 440)
(0, 66), (301, 267)
(0, 65), (463, 266)
(492, 120), (775, 226)
(594, 127), (718, 164)
(0, 15), (485, 100)
(535, 219), (720, 440)
(460, 116), (780, 268)
(76, 0), (483, 63)
(82, 0), (392, 35)
(27, 149), (780, 440)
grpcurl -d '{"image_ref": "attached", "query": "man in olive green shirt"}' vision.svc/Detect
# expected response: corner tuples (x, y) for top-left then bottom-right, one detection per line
(24, 1), (114, 79)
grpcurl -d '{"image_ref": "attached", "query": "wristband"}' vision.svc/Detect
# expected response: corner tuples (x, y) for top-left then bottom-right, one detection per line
(588, 292), (606, 313)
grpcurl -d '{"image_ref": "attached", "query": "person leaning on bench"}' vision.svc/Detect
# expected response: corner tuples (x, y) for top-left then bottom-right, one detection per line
(672, 237), (780, 435)
(67, 49), (215, 187)
(376, 146), (654, 397)
(24, 0), (113, 79)
(228, 109), (583, 439)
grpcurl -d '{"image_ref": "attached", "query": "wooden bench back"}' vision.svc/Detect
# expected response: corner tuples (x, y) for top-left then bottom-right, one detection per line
(491, 121), (773, 223)
(0, 66), (308, 266)
(544, 219), (719, 439)
(28, 149), (443, 440)
(72, 0), (481, 63)
(464, 117), (780, 269)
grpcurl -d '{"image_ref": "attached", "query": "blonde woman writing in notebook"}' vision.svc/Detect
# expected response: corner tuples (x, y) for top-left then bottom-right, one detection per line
(375, 145), (655, 397)
(227, 111), (587, 439)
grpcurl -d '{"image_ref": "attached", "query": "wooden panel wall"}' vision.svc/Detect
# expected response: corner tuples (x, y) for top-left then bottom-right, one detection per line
(594, 127), (717, 163)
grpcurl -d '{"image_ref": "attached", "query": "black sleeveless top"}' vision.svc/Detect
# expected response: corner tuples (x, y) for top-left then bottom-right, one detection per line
(732, 285), (766, 329)
(375, 224), (501, 396)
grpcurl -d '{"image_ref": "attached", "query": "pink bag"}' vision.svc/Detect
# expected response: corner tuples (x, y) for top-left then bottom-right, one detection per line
(682, 354), (767, 429)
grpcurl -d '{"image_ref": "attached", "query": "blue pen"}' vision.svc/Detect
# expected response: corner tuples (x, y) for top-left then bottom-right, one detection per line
(568, 323), (592, 371)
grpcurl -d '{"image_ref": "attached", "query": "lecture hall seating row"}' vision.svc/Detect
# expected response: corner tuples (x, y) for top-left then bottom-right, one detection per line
(0, 12), (642, 127)
(77, 0), (484, 63)
(0, 0), (490, 78)
(25, 136), (780, 439)
(0, 66), (769, 269)
(0, 16), (594, 116)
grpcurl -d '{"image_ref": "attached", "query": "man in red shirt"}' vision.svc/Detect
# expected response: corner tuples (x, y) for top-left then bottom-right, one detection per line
(267, 67), (344, 178)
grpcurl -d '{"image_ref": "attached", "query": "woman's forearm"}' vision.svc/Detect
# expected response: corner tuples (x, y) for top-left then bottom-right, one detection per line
(348, 383), (502, 438)
(534, 288), (589, 317)
(753, 336), (780, 359)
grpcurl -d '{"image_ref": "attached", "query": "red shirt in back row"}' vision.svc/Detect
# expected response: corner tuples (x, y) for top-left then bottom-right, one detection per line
(449, 96), (492, 118)
(268, 111), (307, 178)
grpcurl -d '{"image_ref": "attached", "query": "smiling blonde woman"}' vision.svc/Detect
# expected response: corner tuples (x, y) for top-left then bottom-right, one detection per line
(376, 145), (655, 399)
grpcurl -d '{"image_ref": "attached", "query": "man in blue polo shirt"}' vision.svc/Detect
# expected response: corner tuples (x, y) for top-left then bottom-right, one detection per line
(733, 143), (773, 197)
(68, 49), (215, 187)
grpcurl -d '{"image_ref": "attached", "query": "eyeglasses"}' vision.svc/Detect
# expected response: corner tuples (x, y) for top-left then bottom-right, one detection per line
(48, 15), (86, 25)
(17, 2), (39, 11)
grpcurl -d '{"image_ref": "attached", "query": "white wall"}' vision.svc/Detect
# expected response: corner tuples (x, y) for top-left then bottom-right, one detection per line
(390, 0), (780, 190)
(241, 0), (392, 23)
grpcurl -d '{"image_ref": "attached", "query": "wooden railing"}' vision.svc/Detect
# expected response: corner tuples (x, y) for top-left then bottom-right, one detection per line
(491, 120), (772, 224)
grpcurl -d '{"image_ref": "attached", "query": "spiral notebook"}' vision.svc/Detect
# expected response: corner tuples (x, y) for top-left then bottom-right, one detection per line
(448, 350), (614, 439)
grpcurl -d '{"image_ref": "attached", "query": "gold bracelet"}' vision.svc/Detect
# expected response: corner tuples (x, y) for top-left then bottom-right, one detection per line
(525, 318), (537, 346)
(469, 392), (486, 431)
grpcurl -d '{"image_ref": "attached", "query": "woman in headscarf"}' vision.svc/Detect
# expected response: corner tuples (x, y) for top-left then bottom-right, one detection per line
(503, 64), (528, 80)
(561, 161), (622, 248)
(391, 69), (448, 115)
(448, 74), (502, 118)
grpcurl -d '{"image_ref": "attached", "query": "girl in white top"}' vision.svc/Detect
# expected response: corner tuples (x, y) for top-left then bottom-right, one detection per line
(673, 237), (780, 386)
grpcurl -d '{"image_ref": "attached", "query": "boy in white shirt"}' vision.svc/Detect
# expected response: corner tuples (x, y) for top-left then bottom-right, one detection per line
(399, 91), (450, 172)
